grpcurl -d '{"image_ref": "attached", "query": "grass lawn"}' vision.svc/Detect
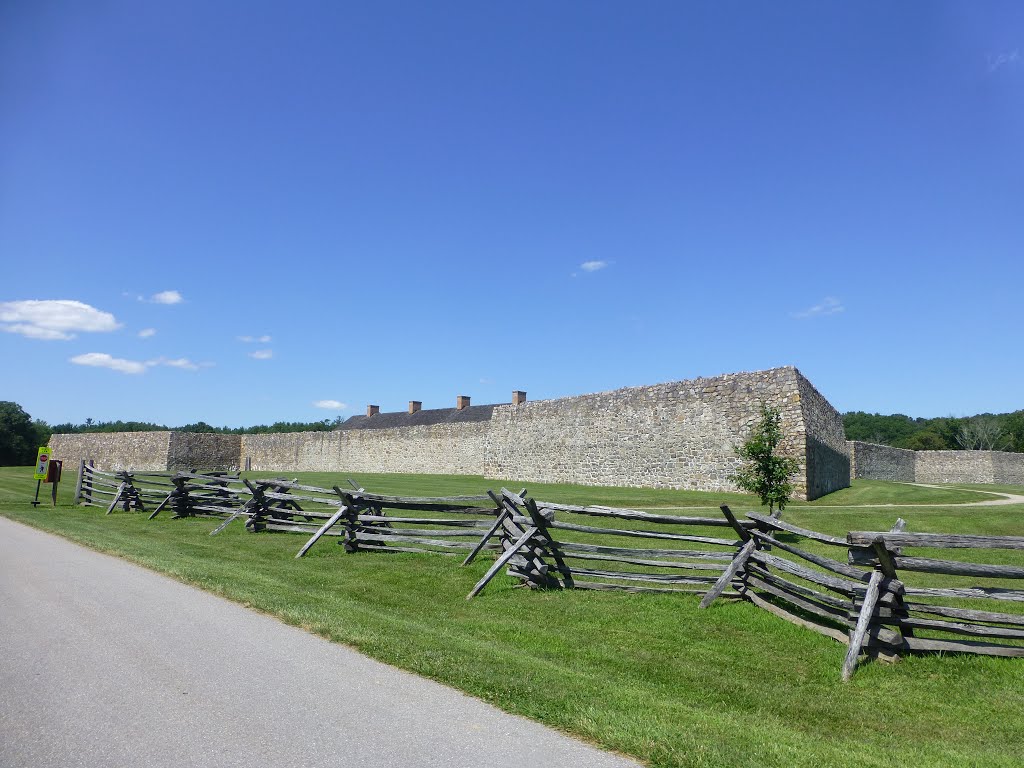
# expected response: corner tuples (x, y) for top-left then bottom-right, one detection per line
(3, 467), (1024, 767)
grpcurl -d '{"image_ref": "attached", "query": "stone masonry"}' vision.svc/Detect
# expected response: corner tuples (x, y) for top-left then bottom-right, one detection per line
(48, 366), (851, 500)
(848, 441), (916, 483)
(50, 432), (241, 472)
(848, 441), (1024, 486)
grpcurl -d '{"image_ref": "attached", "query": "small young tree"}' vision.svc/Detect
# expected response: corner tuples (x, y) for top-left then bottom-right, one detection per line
(733, 404), (800, 518)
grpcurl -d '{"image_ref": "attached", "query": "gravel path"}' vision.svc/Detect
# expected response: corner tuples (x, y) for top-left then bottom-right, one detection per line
(652, 484), (1024, 511)
(0, 517), (640, 768)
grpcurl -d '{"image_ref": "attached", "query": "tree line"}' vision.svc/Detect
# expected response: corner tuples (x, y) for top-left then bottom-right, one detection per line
(843, 410), (1024, 452)
(0, 400), (344, 466)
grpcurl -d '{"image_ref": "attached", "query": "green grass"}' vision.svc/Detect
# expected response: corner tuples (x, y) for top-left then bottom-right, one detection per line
(3, 466), (1024, 767)
(248, 470), (995, 509)
(794, 479), (995, 507)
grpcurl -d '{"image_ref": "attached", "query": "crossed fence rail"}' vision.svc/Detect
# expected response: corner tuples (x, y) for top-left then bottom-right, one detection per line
(72, 461), (1024, 679)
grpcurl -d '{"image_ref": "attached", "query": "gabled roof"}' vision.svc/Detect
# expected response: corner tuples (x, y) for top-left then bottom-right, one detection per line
(336, 404), (497, 431)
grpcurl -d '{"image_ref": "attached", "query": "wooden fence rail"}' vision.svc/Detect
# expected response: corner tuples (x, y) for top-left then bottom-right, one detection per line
(465, 490), (746, 599)
(700, 506), (1024, 679)
(70, 464), (1024, 678)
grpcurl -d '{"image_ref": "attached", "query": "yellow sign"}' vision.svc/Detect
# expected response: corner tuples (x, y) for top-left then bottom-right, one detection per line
(33, 447), (51, 481)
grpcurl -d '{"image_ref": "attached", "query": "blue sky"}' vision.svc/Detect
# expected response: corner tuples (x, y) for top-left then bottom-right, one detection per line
(2, 1), (1022, 427)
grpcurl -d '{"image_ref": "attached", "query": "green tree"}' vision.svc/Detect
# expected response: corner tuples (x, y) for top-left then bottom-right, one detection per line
(734, 404), (800, 517)
(1006, 412), (1024, 453)
(0, 401), (40, 466)
(900, 430), (947, 451)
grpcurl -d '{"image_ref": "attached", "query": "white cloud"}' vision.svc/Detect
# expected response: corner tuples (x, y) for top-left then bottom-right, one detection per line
(792, 296), (845, 319)
(249, 349), (273, 360)
(70, 352), (147, 375)
(157, 360), (201, 370)
(238, 334), (272, 343)
(0, 299), (122, 341)
(148, 356), (213, 371)
(313, 399), (347, 410)
(580, 260), (608, 272)
(70, 352), (212, 375)
(138, 328), (157, 338)
(988, 50), (1020, 73)
(150, 290), (183, 305)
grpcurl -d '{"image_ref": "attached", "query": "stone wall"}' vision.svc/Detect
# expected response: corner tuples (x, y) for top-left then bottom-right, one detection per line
(167, 433), (241, 471)
(48, 432), (172, 471)
(241, 421), (492, 476)
(46, 366), (852, 499)
(796, 372), (851, 499)
(845, 443), (1024, 487)
(848, 441), (916, 482)
(484, 367), (831, 497)
(914, 451), (996, 484)
(993, 452), (1024, 486)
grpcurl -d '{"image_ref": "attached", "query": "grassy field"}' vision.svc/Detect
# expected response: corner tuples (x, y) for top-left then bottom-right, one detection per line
(3, 467), (1024, 767)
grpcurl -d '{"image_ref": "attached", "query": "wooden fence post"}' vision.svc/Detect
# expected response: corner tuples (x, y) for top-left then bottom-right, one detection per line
(843, 519), (907, 681)
(73, 459), (85, 506)
(700, 505), (755, 609)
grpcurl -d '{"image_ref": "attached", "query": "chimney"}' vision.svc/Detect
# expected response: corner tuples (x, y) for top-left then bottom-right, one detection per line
(408, 400), (422, 414)
(366, 404), (380, 417)
(512, 390), (527, 405)
(456, 395), (471, 410)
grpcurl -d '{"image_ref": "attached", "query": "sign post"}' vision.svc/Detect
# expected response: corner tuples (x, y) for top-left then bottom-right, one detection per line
(32, 448), (53, 508)
(47, 460), (63, 507)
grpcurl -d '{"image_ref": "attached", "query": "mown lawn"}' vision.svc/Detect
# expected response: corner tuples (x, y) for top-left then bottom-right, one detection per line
(2, 466), (1024, 767)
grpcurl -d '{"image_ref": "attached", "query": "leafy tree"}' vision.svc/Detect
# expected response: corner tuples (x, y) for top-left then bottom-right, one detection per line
(1006, 412), (1024, 453)
(901, 431), (947, 451)
(0, 401), (39, 466)
(32, 419), (52, 449)
(955, 415), (1011, 451)
(733, 404), (800, 517)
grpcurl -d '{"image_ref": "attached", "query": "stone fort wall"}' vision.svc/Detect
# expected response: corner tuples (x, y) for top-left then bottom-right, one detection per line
(49, 432), (241, 472)
(848, 442), (1024, 486)
(848, 441), (916, 483)
(47, 366), (851, 500)
(241, 422), (492, 477)
(483, 367), (840, 497)
(48, 432), (172, 472)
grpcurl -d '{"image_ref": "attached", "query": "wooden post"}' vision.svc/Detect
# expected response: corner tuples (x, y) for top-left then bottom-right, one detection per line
(85, 461), (94, 506)
(73, 459), (85, 506)
(843, 521), (906, 681)
(700, 539), (756, 608)
(296, 495), (350, 558)
(209, 502), (252, 536)
(105, 482), (127, 515)
(699, 506), (756, 609)
(843, 570), (884, 681)
(523, 496), (571, 588)
(466, 526), (539, 600)
(462, 494), (508, 566)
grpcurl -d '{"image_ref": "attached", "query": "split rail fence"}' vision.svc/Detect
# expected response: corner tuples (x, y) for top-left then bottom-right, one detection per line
(72, 462), (1024, 679)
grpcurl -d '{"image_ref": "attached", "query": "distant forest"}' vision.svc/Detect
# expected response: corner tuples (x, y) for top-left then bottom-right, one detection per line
(1, 400), (350, 466)
(46, 417), (345, 436)
(843, 411), (1024, 452)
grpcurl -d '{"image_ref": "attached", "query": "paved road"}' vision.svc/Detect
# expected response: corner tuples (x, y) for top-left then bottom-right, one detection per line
(0, 517), (640, 768)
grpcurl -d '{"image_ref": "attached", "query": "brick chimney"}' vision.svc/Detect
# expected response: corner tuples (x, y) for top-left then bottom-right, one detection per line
(366, 405), (380, 417)
(512, 390), (527, 405)
(408, 400), (422, 414)
(456, 395), (471, 410)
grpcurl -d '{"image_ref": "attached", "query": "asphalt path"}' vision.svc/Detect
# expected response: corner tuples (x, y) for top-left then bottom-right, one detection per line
(0, 517), (640, 768)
